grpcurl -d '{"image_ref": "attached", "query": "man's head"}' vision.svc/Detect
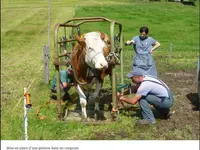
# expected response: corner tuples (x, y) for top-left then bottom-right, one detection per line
(126, 68), (144, 84)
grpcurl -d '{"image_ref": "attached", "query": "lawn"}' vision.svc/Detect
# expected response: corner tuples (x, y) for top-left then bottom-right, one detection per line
(1, 0), (199, 140)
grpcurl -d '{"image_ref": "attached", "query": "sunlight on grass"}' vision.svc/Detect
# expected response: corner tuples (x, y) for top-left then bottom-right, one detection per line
(1, 0), (199, 140)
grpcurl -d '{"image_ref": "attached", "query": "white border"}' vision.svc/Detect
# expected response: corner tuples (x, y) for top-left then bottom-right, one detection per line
(1, 140), (199, 150)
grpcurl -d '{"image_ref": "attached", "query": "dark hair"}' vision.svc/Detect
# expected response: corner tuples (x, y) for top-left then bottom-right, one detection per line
(139, 26), (149, 34)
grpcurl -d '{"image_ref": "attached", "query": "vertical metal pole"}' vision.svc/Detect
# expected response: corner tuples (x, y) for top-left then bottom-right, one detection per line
(110, 21), (117, 111)
(54, 24), (62, 121)
(24, 88), (28, 140)
(101, 0), (103, 11)
(48, 0), (51, 47)
(198, 56), (200, 100)
(119, 27), (124, 86)
(71, 27), (75, 52)
(170, 43), (172, 58)
(43, 45), (49, 84)
(71, 4), (77, 52)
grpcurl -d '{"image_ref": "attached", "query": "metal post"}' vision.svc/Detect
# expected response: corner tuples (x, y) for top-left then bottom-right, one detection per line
(54, 24), (62, 121)
(71, 4), (77, 52)
(120, 29), (124, 86)
(24, 88), (28, 140)
(198, 56), (200, 100)
(170, 43), (172, 58)
(43, 45), (49, 84)
(110, 21), (117, 111)
(48, 0), (51, 47)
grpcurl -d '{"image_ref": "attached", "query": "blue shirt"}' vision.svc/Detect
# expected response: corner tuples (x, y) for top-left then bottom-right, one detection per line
(132, 36), (156, 54)
(137, 75), (169, 97)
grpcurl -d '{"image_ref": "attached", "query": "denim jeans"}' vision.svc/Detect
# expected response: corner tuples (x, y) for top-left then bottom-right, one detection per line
(139, 94), (173, 122)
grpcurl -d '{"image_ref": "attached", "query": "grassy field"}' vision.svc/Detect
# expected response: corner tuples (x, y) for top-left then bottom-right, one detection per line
(1, 0), (199, 140)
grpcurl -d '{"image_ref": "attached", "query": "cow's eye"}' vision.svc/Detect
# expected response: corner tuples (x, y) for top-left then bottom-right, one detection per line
(88, 47), (94, 51)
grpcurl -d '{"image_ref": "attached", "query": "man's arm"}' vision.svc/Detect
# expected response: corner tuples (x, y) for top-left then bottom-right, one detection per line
(119, 94), (142, 105)
(120, 85), (139, 95)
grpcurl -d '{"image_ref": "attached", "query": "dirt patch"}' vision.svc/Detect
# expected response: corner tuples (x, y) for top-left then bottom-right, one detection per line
(158, 70), (199, 139)
(63, 90), (117, 123)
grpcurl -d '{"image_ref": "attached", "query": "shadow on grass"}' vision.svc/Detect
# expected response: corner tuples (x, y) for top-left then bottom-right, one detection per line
(182, 1), (195, 6)
(186, 93), (199, 111)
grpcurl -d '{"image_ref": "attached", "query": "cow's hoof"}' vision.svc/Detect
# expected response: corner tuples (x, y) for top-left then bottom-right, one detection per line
(111, 111), (119, 121)
(81, 117), (88, 122)
(63, 109), (69, 120)
(94, 110), (104, 120)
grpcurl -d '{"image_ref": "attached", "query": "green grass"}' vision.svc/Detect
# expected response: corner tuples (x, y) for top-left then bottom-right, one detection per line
(1, 0), (199, 140)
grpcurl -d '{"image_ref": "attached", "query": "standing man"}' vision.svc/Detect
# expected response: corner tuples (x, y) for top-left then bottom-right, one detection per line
(126, 26), (160, 77)
(118, 68), (174, 125)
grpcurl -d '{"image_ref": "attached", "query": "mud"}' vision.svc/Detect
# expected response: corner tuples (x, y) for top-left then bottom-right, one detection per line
(158, 70), (199, 139)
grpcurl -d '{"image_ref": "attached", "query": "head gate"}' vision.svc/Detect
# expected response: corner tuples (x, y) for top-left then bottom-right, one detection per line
(53, 17), (124, 121)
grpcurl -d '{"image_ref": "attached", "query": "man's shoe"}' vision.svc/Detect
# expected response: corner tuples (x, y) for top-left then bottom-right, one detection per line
(135, 119), (156, 125)
(164, 110), (175, 119)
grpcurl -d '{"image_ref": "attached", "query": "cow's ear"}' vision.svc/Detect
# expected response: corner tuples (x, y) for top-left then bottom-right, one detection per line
(75, 34), (85, 45)
(100, 32), (105, 40)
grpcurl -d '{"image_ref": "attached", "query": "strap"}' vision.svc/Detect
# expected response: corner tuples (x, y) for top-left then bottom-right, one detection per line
(142, 80), (171, 98)
(142, 80), (169, 91)
(145, 75), (170, 90)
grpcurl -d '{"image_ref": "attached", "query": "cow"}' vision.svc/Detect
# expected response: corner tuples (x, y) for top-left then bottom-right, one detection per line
(71, 31), (116, 121)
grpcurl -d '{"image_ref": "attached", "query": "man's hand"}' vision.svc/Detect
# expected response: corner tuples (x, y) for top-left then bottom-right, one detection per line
(119, 94), (142, 105)
(117, 92), (123, 99)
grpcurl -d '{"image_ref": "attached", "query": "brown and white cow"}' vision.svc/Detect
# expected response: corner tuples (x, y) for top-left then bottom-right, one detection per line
(71, 31), (113, 120)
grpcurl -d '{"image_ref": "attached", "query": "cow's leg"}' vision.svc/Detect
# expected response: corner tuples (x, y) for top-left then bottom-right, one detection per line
(93, 80), (102, 120)
(76, 85), (87, 121)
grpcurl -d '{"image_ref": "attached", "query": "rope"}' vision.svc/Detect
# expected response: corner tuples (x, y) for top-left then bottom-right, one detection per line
(11, 65), (44, 114)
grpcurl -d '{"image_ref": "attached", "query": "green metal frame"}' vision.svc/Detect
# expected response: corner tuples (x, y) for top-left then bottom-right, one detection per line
(53, 17), (124, 120)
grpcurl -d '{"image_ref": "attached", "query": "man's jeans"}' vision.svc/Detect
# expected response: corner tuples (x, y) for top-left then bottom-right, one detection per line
(139, 94), (173, 123)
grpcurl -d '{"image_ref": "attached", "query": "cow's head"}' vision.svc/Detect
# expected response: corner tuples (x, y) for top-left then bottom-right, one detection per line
(75, 32), (108, 70)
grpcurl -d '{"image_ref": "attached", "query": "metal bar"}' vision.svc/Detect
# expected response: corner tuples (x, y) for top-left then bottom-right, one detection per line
(71, 27), (75, 52)
(60, 24), (78, 27)
(64, 27), (67, 50)
(60, 19), (105, 27)
(57, 39), (76, 44)
(54, 23), (63, 121)
(198, 56), (200, 100)
(170, 43), (172, 58)
(48, 0), (51, 48)
(43, 45), (49, 84)
(119, 26), (124, 88)
(110, 21), (117, 111)
(63, 16), (107, 24)
(61, 17), (122, 27)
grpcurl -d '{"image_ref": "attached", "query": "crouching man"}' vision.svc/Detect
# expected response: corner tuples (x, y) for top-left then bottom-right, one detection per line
(118, 68), (174, 125)
(51, 68), (74, 101)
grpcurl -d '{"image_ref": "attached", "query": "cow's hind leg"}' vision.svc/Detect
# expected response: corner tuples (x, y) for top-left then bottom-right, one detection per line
(76, 85), (87, 121)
